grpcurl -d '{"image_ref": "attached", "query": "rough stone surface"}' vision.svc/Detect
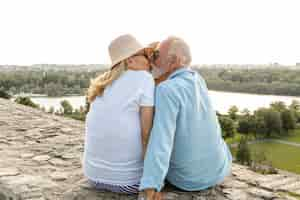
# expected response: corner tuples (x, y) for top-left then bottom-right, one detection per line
(1, 98), (300, 199)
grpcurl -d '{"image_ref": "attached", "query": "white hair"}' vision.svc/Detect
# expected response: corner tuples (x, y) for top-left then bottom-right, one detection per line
(167, 36), (192, 66)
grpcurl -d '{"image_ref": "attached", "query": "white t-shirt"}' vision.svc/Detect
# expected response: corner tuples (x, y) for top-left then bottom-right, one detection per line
(83, 70), (155, 185)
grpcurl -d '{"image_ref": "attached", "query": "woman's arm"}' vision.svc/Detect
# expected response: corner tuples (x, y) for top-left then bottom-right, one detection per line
(140, 106), (154, 159)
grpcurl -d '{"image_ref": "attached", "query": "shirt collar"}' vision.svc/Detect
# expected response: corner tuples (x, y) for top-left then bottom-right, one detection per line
(168, 67), (192, 80)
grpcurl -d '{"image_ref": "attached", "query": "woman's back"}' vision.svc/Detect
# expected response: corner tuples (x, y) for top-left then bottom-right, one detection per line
(83, 70), (154, 185)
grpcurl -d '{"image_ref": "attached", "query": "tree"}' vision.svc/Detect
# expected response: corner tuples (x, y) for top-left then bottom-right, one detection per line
(45, 82), (64, 97)
(289, 100), (300, 123)
(71, 107), (86, 121)
(60, 100), (73, 115)
(236, 136), (252, 166)
(289, 100), (300, 111)
(254, 108), (282, 137)
(241, 108), (251, 117)
(228, 106), (239, 120)
(219, 116), (236, 138)
(264, 109), (282, 136)
(0, 89), (11, 99)
(237, 115), (256, 135)
(281, 109), (296, 132)
(270, 101), (287, 112)
(48, 106), (55, 114)
(253, 116), (268, 138)
(14, 96), (39, 108)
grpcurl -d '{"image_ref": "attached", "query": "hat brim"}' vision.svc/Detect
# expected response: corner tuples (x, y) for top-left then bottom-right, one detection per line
(110, 42), (160, 69)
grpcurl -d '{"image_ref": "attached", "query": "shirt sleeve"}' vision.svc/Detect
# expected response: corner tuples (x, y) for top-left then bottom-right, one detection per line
(139, 84), (179, 192)
(139, 73), (155, 106)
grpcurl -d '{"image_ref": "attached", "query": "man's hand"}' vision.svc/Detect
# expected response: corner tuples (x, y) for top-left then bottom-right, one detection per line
(138, 189), (163, 200)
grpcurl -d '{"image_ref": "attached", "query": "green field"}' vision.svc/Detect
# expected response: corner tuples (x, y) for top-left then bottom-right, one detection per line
(231, 141), (300, 174)
(279, 129), (300, 144)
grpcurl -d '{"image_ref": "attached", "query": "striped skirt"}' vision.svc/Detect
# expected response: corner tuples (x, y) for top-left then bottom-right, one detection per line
(87, 179), (140, 194)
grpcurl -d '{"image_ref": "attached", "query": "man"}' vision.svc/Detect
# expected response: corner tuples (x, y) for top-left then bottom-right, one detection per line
(138, 36), (232, 200)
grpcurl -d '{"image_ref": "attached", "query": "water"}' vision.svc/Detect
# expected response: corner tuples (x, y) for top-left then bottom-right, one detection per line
(29, 91), (300, 114)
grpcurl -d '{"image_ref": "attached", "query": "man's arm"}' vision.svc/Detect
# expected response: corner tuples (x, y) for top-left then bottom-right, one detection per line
(139, 84), (179, 192)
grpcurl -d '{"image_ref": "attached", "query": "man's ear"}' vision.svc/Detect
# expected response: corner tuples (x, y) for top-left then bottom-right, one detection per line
(168, 55), (180, 68)
(167, 55), (174, 64)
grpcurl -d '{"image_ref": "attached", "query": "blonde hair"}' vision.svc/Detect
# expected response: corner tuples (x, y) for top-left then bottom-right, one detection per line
(87, 61), (127, 103)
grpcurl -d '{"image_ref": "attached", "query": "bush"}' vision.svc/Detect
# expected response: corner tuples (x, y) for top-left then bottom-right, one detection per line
(219, 116), (236, 138)
(0, 89), (11, 99)
(237, 115), (256, 135)
(251, 150), (278, 174)
(289, 100), (300, 123)
(236, 136), (252, 166)
(228, 106), (239, 120)
(60, 100), (73, 115)
(254, 108), (282, 137)
(281, 109), (297, 132)
(14, 96), (39, 108)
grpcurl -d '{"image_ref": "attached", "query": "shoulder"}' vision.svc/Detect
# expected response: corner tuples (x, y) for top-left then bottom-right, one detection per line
(126, 70), (154, 83)
(157, 78), (179, 95)
(156, 81), (179, 104)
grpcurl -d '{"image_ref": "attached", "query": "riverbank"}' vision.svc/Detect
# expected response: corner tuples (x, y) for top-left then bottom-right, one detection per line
(2, 66), (300, 99)
(23, 90), (300, 114)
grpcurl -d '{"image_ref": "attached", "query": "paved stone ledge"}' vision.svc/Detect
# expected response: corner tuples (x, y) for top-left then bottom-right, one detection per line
(1, 98), (300, 199)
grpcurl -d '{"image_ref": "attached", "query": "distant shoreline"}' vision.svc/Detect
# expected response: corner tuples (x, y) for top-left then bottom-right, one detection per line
(13, 90), (300, 99)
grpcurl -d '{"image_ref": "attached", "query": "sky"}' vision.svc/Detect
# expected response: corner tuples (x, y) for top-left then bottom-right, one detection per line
(0, 0), (299, 65)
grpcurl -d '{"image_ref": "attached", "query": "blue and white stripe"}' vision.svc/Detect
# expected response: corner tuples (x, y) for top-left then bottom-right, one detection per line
(88, 179), (140, 194)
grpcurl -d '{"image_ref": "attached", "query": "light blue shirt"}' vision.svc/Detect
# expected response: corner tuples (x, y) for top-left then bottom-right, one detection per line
(139, 67), (232, 192)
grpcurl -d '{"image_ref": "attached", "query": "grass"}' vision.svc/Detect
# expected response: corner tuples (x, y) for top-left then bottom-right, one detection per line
(231, 141), (300, 174)
(280, 191), (300, 200)
(225, 132), (257, 145)
(278, 129), (300, 144)
(225, 133), (243, 145)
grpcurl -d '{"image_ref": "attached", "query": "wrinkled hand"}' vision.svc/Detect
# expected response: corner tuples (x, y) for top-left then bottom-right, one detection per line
(138, 189), (163, 200)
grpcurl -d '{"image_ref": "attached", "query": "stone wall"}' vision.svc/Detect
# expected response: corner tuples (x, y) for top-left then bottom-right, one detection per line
(0, 98), (300, 199)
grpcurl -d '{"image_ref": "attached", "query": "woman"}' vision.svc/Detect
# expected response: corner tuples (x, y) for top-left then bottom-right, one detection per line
(83, 34), (155, 194)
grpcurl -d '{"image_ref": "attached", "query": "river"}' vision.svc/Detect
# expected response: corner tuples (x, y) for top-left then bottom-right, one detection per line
(28, 90), (300, 114)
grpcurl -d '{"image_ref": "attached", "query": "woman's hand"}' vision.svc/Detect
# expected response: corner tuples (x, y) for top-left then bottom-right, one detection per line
(140, 106), (154, 159)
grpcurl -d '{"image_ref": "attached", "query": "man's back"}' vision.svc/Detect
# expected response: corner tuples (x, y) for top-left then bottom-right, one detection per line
(139, 68), (232, 191)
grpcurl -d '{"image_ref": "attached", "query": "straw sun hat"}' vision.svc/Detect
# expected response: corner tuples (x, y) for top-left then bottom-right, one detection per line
(108, 34), (157, 68)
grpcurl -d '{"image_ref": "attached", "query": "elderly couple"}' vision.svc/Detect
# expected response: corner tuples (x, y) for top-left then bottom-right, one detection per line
(83, 34), (232, 200)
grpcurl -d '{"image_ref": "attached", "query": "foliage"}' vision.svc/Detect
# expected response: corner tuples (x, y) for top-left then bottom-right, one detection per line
(57, 100), (86, 121)
(289, 100), (300, 123)
(2, 67), (300, 97)
(254, 108), (282, 137)
(0, 89), (11, 99)
(236, 136), (252, 166)
(249, 142), (300, 174)
(270, 101), (287, 112)
(195, 67), (300, 96)
(289, 100), (300, 111)
(237, 115), (256, 135)
(14, 96), (39, 108)
(269, 101), (297, 132)
(0, 69), (105, 97)
(250, 149), (278, 174)
(48, 106), (55, 114)
(279, 129), (300, 144)
(281, 109), (297, 131)
(228, 105), (239, 120)
(219, 116), (236, 138)
(60, 100), (73, 115)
